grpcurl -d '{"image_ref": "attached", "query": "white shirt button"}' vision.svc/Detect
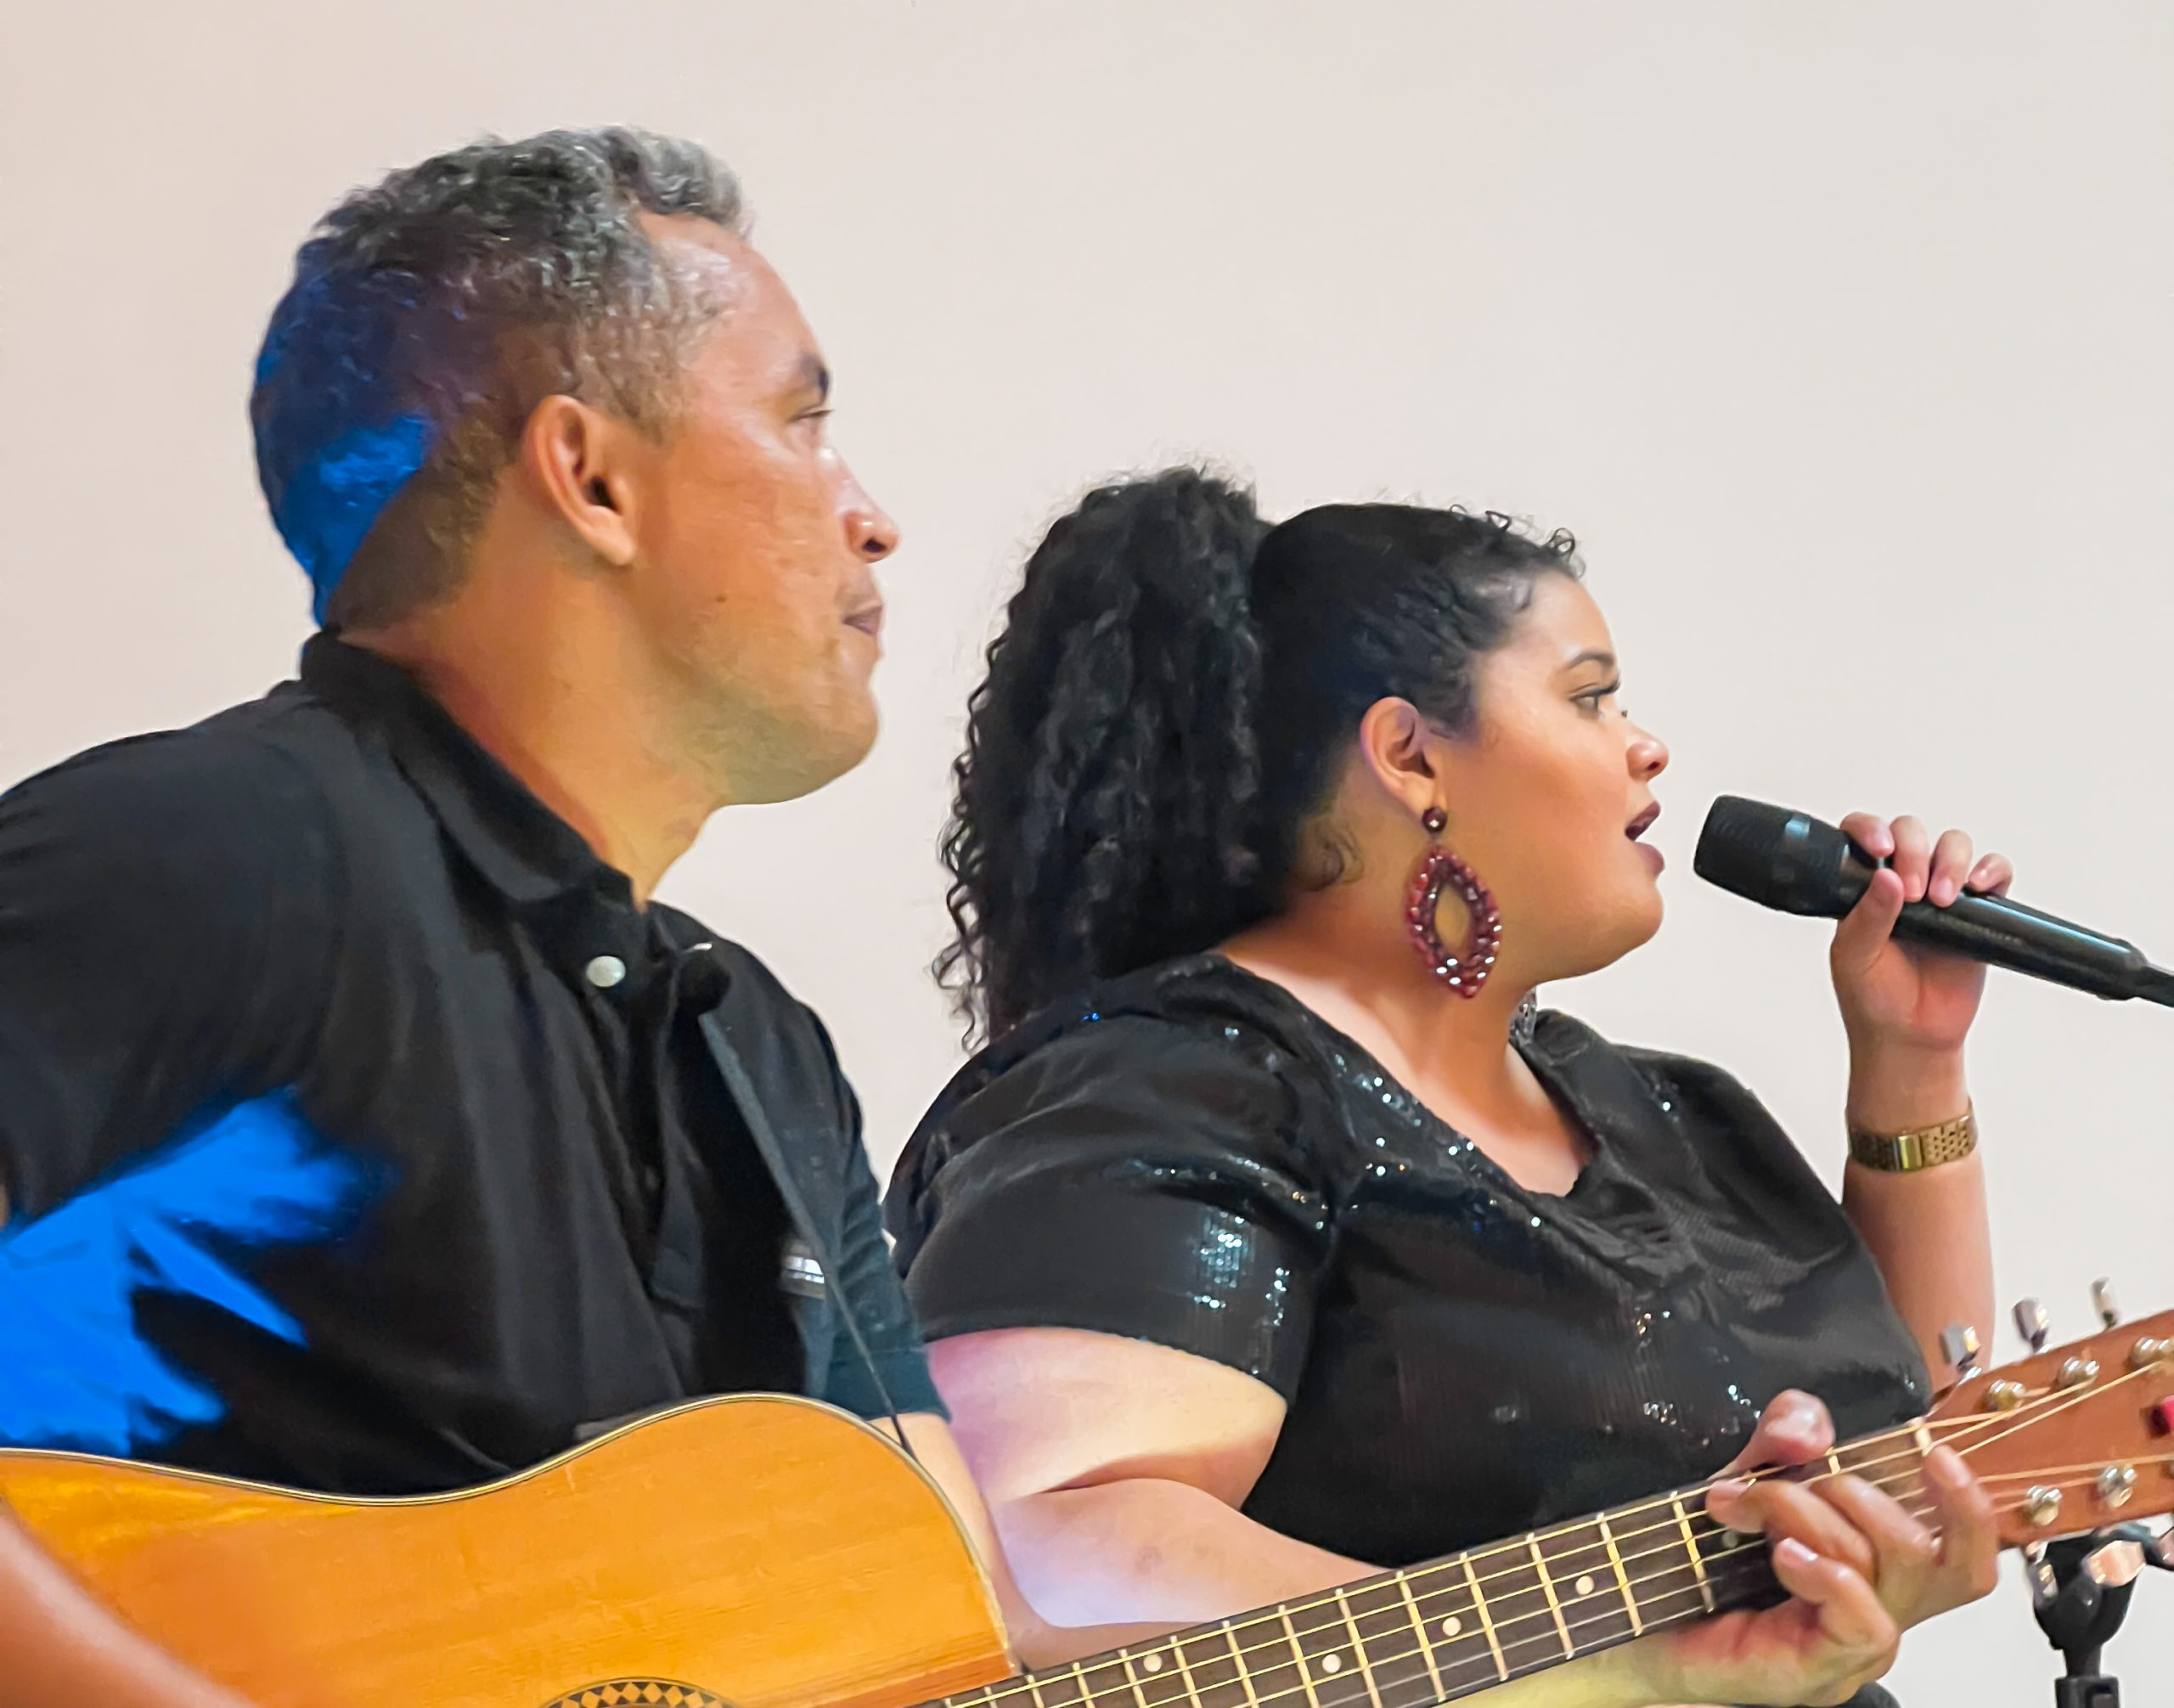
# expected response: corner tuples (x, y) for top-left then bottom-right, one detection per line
(584, 954), (628, 989)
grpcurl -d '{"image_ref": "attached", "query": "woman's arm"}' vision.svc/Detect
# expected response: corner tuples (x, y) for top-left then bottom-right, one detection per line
(1826, 813), (2005, 1374)
(929, 1327), (1363, 1629)
(927, 1328), (1993, 1705)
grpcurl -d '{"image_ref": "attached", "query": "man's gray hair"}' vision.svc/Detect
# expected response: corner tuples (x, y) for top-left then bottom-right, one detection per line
(251, 127), (748, 629)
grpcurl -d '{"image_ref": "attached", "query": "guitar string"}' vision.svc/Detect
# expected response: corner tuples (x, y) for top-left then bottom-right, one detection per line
(970, 1431), (1955, 1708)
(993, 1408), (2053, 1708)
(977, 1408), (2128, 1708)
(954, 1363), (2168, 1708)
(958, 1463), (1944, 1708)
(1433, 1353), (2173, 1602)
(1214, 1423), (2174, 1706)
(977, 1549), (1805, 1708)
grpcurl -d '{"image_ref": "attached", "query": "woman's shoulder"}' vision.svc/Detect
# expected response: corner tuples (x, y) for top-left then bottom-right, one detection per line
(1524, 1009), (1838, 1215)
(1524, 1008), (1768, 1119)
(886, 957), (1338, 1213)
(940, 952), (1328, 1104)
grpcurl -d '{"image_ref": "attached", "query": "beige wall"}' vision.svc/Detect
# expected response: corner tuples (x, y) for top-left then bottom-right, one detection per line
(8, 2), (2172, 1698)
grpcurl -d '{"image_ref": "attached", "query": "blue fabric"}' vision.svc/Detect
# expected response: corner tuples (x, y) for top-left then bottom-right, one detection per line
(0, 1091), (378, 1455)
(261, 414), (435, 621)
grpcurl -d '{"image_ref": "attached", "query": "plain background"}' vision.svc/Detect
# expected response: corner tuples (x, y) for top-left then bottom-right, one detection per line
(5, 2), (2171, 1699)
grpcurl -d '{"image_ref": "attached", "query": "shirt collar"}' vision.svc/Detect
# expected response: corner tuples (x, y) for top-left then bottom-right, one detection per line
(298, 633), (637, 916)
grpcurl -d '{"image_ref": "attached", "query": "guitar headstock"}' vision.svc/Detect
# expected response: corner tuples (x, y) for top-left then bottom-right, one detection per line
(1928, 1305), (2174, 1547)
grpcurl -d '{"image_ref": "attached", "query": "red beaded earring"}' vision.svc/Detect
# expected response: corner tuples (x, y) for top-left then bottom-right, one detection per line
(1405, 806), (1501, 998)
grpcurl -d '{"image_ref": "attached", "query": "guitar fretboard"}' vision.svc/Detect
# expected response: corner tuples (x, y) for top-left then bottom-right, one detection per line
(933, 1429), (1927, 1708)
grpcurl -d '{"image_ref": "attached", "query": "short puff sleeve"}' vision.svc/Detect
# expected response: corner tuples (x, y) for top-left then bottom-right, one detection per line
(886, 1012), (1332, 1401)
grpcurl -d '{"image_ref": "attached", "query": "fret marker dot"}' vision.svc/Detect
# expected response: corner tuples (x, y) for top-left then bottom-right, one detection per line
(1321, 1655), (1342, 1675)
(1141, 1657), (1163, 1675)
(1574, 1575), (1597, 1598)
(1440, 1616), (1462, 1638)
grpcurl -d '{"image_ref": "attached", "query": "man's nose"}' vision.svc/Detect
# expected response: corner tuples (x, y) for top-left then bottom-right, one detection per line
(842, 471), (900, 562)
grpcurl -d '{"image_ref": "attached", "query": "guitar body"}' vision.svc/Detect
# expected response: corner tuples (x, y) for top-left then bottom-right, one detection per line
(0, 1395), (1011, 1708)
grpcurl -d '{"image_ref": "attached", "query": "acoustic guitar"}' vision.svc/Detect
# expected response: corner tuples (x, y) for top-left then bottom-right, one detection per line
(3, 1309), (2169, 1708)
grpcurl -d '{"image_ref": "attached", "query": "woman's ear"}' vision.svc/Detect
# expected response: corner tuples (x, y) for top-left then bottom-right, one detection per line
(1355, 697), (1442, 820)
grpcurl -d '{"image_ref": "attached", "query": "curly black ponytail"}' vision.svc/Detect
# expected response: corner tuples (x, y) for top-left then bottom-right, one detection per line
(940, 468), (1580, 1040)
(937, 470), (1273, 1038)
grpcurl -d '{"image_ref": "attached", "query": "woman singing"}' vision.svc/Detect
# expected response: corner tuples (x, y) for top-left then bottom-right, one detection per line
(885, 471), (2000, 1706)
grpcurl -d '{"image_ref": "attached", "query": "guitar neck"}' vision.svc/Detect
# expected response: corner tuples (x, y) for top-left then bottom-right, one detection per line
(938, 1425), (1932, 1708)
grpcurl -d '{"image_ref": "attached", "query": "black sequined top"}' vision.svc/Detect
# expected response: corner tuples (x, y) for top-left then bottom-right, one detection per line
(886, 955), (1929, 1568)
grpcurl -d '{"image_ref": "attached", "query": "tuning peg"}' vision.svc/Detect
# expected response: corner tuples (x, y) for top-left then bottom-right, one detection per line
(1940, 1322), (1983, 1380)
(2092, 1278), (2121, 1329)
(2013, 1298), (2050, 1353)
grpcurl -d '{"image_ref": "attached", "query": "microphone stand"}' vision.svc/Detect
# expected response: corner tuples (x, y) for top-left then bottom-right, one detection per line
(2025, 1523), (2172, 1706)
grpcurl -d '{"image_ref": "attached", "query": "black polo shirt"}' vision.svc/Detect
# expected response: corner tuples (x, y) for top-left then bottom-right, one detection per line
(0, 634), (939, 1494)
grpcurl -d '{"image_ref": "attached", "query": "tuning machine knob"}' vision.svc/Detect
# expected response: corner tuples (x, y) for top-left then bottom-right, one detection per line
(2013, 1298), (2050, 1354)
(2098, 1465), (2140, 1509)
(2092, 1278), (2122, 1330)
(1940, 1322), (1983, 1381)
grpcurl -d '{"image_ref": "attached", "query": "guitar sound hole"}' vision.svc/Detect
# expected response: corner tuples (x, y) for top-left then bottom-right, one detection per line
(539, 1681), (733, 1708)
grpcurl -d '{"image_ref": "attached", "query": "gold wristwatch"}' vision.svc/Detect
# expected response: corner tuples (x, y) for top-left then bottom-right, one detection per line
(1847, 1104), (1978, 1173)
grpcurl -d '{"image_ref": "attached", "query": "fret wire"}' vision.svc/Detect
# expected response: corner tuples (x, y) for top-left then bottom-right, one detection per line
(1032, 1473), (1940, 1708)
(1377, 1433), (1934, 1618)
(1276, 1609), (1326, 1708)
(1004, 1531), (1808, 1708)
(1331, 1587), (1387, 1708)
(1166, 1482), (1912, 1696)
(979, 1443), (1955, 1708)
(1524, 1538), (1573, 1660)
(1225, 1622), (1264, 1708)
(1459, 1553), (1507, 1681)
(1330, 1412), (1956, 1638)
(1168, 1627), (1206, 1708)
(1391, 1571), (1446, 1702)
(1118, 1652), (1151, 1708)
(1146, 1554), (1783, 1708)
(961, 1527), (1817, 1708)
(1667, 1496), (1715, 1615)
(1596, 1513), (1642, 1637)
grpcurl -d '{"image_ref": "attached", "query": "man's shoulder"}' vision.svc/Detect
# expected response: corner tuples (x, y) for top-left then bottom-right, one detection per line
(0, 685), (358, 877)
(7, 671), (362, 799)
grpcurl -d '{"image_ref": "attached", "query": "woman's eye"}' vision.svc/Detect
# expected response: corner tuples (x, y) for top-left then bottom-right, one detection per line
(1575, 685), (1619, 715)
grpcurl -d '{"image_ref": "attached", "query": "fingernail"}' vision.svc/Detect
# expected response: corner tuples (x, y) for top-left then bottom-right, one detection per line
(1775, 1538), (1817, 1568)
(1926, 1445), (1965, 1481)
(1710, 1477), (1751, 1500)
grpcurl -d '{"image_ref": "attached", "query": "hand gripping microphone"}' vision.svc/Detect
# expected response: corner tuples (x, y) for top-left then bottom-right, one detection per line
(1692, 796), (2174, 1008)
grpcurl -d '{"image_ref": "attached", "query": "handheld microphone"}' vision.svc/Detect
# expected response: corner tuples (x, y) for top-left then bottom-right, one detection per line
(1692, 796), (2174, 1008)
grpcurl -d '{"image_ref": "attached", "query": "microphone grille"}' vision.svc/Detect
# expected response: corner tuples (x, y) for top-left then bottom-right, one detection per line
(1693, 796), (1853, 916)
